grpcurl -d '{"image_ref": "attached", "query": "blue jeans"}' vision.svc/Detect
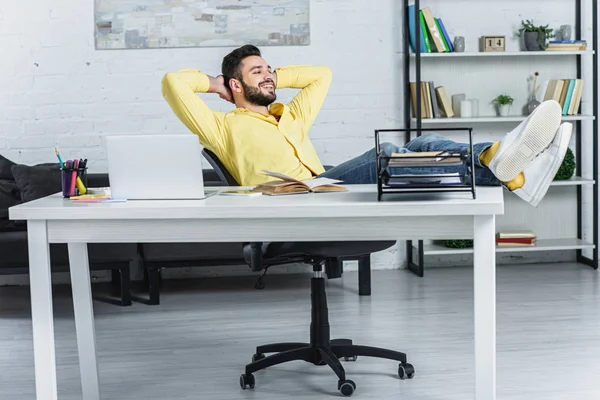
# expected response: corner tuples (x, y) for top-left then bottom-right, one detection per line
(318, 133), (501, 186)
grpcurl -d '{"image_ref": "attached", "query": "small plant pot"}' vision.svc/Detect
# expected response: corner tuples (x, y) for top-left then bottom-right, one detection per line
(524, 31), (545, 51)
(497, 104), (511, 117)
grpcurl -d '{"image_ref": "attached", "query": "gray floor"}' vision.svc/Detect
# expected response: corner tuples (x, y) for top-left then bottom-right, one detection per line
(1, 263), (599, 400)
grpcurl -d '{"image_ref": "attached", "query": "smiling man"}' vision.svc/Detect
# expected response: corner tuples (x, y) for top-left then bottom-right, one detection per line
(161, 44), (330, 186)
(162, 44), (570, 207)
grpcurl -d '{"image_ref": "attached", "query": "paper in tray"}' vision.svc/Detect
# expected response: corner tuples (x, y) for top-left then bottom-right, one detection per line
(383, 172), (465, 187)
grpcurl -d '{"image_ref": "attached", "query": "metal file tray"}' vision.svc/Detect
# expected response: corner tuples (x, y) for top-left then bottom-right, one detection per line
(374, 127), (477, 201)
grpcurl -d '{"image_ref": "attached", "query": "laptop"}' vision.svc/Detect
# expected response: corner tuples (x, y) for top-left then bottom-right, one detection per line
(105, 134), (209, 200)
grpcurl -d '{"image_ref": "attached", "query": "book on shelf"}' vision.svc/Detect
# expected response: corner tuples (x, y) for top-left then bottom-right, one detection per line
(496, 231), (536, 246)
(410, 82), (454, 118)
(543, 79), (583, 115)
(497, 230), (535, 238)
(421, 7), (448, 53)
(423, 82), (433, 117)
(546, 40), (587, 51)
(497, 239), (536, 247)
(251, 170), (347, 196)
(435, 87), (454, 117)
(407, 3), (454, 53)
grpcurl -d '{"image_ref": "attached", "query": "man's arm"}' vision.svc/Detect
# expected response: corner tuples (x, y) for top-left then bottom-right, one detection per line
(274, 65), (332, 132)
(161, 69), (230, 149)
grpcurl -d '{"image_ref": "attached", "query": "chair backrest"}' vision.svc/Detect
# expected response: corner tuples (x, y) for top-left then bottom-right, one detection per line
(202, 148), (240, 186)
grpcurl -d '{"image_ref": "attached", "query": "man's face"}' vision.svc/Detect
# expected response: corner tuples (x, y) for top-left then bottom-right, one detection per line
(239, 55), (276, 107)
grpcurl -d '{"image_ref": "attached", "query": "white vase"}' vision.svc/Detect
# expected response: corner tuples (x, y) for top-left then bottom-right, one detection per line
(498, 104), (511, 117)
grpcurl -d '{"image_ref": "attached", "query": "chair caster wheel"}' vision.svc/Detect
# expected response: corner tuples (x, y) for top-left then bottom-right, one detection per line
(338, 379), (356, 396)
(252, 353), (265, 363)
(398, 363), (415, 380)
(343, 355), (357, 361)
(240, 373), (255, 389)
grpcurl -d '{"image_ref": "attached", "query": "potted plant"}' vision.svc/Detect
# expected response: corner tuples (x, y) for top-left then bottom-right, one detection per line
(493, 94), (514, 117)
(517, 19), (555, 51)
(553, 147), (576, 180)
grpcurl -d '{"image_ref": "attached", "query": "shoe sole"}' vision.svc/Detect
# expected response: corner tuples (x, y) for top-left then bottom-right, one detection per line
(528, 123), (573, 207)
(493, 101), (562, 182)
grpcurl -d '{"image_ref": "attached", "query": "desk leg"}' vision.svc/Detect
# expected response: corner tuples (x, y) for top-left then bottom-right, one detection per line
(68, 243), (101, 400)
(473, 215), (496, 400)
(28, 220), (58, 400)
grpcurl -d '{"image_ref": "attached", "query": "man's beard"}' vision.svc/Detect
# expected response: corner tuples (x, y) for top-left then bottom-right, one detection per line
(241, 80), (276, 107)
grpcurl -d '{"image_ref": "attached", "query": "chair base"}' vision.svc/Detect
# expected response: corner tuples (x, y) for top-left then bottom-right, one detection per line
(240, 273), (414, 397)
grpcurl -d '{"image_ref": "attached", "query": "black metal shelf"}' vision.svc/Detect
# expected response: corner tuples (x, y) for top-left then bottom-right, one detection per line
(402, 0), (598, 277)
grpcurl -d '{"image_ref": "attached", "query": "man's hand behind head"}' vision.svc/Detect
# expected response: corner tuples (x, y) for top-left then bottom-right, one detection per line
(208, 75), (234, 104)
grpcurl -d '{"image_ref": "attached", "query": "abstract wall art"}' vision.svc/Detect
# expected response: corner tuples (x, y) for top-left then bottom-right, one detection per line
(94, 0), (310, 49)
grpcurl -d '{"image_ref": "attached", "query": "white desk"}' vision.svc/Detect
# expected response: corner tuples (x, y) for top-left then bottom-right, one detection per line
(9, 185), (503, 400)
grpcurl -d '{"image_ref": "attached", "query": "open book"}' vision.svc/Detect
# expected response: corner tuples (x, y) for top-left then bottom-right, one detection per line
(252, 170), (347, 195)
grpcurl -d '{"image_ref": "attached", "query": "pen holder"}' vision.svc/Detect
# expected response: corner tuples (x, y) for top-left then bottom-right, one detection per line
(61, 167), (88, 198)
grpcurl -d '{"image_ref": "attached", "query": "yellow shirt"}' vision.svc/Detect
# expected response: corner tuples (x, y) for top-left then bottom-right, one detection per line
(161, 65), (332, 186)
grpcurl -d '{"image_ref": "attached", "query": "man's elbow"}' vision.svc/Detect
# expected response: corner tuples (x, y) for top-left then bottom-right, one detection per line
(161, 73), (174, 95)
(319, 65), (333, 87)
(318, 65), (332, 82)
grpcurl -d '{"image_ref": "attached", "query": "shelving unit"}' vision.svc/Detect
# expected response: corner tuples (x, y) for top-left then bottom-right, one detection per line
(402, 0), (598, 277)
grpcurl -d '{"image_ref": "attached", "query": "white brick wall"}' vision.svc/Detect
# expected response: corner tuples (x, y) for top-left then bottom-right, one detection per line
(0, 0), (403, 168)
(0, 0), (404, 284)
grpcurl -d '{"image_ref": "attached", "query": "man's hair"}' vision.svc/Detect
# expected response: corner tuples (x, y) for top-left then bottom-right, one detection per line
(221, 44), (261, 90)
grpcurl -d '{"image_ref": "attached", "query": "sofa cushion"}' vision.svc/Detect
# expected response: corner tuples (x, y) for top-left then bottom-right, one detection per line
(0, 180), (20, 219)
(0, 154), (17, 181)
(11, 163), (61, 203)
(141, 242), (244, 262)
(87, 173), (110, 188)
(0, 231), (138, 268)
(0, 231), (30, 267)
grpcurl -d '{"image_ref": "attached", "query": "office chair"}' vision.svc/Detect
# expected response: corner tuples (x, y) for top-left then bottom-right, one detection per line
(202, 148), (415, 396)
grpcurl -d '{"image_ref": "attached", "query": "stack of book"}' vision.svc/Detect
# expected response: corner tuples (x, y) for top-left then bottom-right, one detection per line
(384, 151), (465, 186)
(408, 5), (453, 53)
(410, 82), (454, 118)
(496, 231), (536, 247)
(546, 40), (587, 51)
(542, 79), (584, 116)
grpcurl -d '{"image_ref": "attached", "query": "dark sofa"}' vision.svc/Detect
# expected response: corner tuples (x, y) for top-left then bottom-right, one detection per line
(0, 170), (139, 306)
(0, 162), (247, 306)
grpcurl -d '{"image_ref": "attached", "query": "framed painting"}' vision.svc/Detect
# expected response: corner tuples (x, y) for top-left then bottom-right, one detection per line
(94, 0), (310, 49)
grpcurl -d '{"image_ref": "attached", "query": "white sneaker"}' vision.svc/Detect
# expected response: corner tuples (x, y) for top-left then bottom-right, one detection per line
(488, 100), (562, 182)
(512, 122), (573, 207)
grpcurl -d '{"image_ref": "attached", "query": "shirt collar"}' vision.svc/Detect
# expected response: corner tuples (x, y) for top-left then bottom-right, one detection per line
(232, 103), (289, 126)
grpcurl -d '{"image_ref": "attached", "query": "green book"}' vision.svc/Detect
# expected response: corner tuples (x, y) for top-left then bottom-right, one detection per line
(562, 79), (576, 116)
(435, 18), (449, 52)
(419, 10), (431, 53)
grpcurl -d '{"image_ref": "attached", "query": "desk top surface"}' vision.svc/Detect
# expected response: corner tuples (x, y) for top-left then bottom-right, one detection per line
(9, 185), (504, 221)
